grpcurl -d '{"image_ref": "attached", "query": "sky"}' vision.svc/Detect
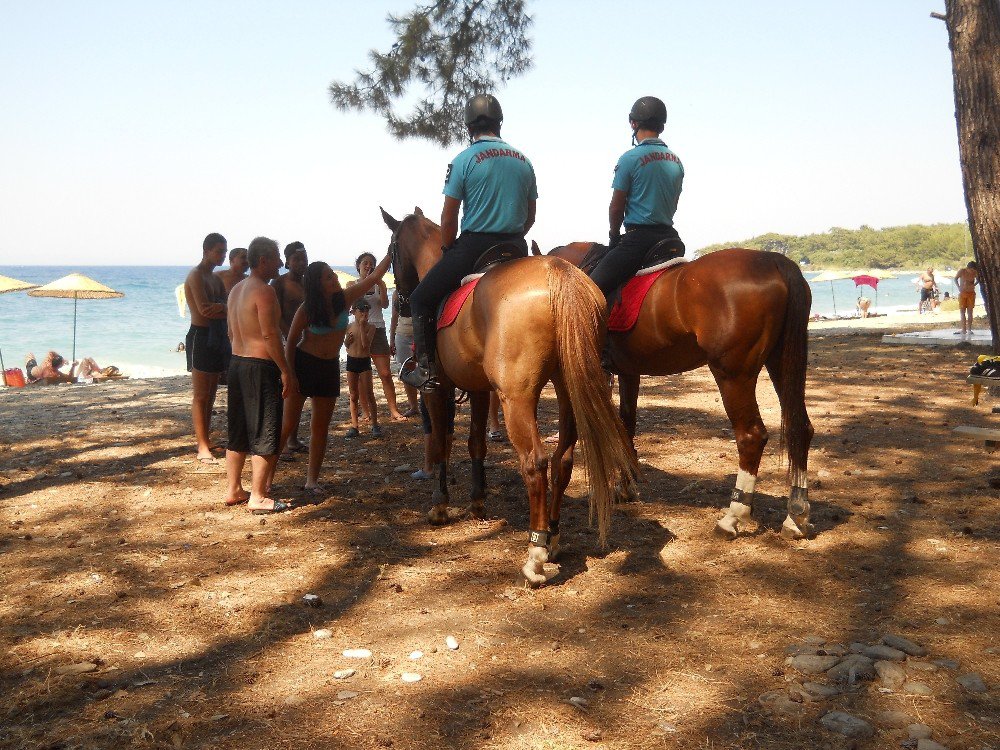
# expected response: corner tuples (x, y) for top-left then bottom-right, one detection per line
(0, 1), (967, 267)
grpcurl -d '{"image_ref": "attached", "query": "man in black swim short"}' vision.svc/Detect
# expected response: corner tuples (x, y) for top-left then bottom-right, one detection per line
(184, 232), (230, 462)
(224, 236), (297, 512)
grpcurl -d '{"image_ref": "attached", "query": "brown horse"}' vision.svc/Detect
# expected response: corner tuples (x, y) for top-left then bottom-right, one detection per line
(382, 209), (637, 584)
(538, 242), (814, 540)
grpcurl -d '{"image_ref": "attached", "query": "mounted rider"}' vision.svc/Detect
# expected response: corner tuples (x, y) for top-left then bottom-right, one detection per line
(402, 94), (538, 391)
(589, 96), (685, 302)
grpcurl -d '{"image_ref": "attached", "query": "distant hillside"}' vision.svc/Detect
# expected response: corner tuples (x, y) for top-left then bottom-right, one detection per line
(696, 223), (972, 270)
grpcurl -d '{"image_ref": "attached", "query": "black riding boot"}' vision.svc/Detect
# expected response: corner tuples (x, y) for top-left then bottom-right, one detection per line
(401, 314), (439, 390)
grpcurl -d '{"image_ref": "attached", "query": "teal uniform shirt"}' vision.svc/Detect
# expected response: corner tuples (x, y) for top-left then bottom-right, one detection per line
(611, 138), (683, 227)
(443, 136), (538, 234)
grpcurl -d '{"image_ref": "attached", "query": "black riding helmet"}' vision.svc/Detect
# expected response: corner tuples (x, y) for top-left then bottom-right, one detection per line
(628, 96), (667, 130)
(464, 94), (503, 128)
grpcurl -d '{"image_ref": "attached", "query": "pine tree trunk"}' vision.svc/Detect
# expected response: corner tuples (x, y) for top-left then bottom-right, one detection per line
(943, 0), (1000, 352)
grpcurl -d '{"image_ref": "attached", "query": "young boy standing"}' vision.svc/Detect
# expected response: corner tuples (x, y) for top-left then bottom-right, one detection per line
(345, 300), (380, 437)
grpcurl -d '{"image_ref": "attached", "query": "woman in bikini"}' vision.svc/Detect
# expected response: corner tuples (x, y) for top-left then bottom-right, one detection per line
(280, 256), (391, 495)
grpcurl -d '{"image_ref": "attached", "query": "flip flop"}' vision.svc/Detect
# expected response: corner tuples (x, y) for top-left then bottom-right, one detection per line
(250, 500), (292, 515)
(345, 427), (360, 438)
(197, 456), (219, 465)
(488, 430), (505, 442)
(287, 443), (309, 454)
(401, 407), (420, 418)
(278, 452), (297, 462)
(302, 485), (328, 498)
(225, 492), (250, 507)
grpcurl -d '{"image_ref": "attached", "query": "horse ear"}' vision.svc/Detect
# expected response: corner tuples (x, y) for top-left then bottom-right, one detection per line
(380, 206), (400, 232)
(414, 206), (424, 217)
(531, 240), (541, 256)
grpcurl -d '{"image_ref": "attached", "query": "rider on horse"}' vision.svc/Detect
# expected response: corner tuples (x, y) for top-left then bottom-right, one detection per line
(402, 94), (538, 391)
(589, 96), (685, 302)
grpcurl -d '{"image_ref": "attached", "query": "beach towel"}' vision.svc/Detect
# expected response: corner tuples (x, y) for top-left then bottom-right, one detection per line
(608, 270), (666, 332)
(437, 277), (480, 330)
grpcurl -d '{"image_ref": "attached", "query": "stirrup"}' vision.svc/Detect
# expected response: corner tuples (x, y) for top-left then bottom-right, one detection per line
(400, 356), (438, 391)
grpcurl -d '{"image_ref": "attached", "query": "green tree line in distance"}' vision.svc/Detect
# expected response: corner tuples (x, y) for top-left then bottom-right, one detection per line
(697, 222), (973, 270)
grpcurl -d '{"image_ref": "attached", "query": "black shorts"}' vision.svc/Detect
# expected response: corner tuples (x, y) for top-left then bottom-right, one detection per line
(186, 324), (228, 374)
(920, 288), (935, 302)
(227, 356), (283, 456)
(420, 390), (456, 435)
(294, 348), (340, 398)
(345, 355), (372, 374)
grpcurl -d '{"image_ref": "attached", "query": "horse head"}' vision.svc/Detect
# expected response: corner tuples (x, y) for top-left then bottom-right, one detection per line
(380, 207), (440, 302)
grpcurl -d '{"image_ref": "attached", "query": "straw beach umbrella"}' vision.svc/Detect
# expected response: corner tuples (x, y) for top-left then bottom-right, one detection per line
(28, 273), (124, 362)
(0, 275), (39, 385)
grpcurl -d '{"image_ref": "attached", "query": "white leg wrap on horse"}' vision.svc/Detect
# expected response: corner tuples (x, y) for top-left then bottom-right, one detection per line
(522, 545), (548, 586)
(736, 469), (757, 494)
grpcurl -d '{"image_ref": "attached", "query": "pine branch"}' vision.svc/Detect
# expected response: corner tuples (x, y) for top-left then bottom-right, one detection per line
(329, 0), (533, 146)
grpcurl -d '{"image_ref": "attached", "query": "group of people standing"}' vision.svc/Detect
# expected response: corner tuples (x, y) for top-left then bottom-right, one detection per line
(182, 91), (686, 512)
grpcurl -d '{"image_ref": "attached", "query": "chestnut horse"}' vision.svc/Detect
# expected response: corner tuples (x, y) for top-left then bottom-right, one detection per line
(538, 242), (814, 540)
(382, 209), (637, 584)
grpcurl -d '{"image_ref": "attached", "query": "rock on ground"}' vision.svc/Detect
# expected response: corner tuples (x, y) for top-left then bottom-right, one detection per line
(788, 654), (841, 674)
(820, 711), (874, 739)
(882, 634), (927, 657)
(875, 660), (906, 689)
(907, 723), (933, 740)
(956, 673), (988, 693)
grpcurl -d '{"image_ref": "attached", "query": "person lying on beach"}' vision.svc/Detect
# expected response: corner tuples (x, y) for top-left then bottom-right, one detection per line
(24, 352), (76, 385)
(76, 358), (123, 382)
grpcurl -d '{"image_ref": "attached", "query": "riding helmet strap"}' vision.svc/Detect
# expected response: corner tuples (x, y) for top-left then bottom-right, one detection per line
(528, 529), (551, 547)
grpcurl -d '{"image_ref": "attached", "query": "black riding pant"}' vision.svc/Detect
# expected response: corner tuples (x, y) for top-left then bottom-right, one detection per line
(589, 224), (682, 302)
(409, 231), (527, 319)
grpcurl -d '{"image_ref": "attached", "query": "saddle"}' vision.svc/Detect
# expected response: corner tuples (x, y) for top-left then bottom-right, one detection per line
(579, 237), (685, 276)
(438, 242), (524, 329)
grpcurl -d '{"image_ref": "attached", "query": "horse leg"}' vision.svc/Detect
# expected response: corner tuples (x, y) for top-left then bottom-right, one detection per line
(502, 394), (551, 586)
(615, 372), (641, 502)
(467, 390), (489, 518)
(711, 371), (767, 539)
(548, 376), (579, 562)
(424, 385), (453, 525)
(765, 362), (815, 541)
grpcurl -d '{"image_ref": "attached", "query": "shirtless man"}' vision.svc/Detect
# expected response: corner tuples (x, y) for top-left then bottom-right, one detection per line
(225, 236), (297, 512)
(956, 261), (979, 335)
(273, 242), (308, 337)
(215, 247), (249, 296)
(918, 267), (938, 314)
(184, 233), (230, 461)
(273, 241), (308, 451)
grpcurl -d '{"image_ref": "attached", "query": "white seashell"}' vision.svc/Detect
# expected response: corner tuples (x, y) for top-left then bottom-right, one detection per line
(401, 672), (423, 683)
(343, 648), (372, 659)
(446, 636), (459, 650)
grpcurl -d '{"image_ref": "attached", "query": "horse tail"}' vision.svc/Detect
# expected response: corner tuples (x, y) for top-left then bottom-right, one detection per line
(767, 256), (813, 485)
(547, 260), (638, 545)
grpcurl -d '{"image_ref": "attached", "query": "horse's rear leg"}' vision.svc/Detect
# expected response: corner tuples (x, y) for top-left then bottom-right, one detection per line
(467, 390), (489, 518)
(766, 360), (815, 541)
(616, 373), (641, 501)
(501, 394), (551, 586)
(548, 376), (579, 562)
(711, 371), (767, 539)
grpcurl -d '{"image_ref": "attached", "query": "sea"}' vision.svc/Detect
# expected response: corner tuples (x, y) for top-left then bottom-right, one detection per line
(0, 265), (954, 380)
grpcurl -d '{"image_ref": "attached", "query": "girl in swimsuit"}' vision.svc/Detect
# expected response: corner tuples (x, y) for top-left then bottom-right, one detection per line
(280, 256), (392, 494)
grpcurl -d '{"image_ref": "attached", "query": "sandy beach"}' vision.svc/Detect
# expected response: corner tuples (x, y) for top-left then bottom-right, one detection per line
(1, 317), (997, 749)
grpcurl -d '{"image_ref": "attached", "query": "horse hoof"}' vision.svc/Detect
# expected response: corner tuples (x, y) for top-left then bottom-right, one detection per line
(548, 534), (561, 561)
(522, 565), (547, 587)
(715, 514), (739, 539)
(521, 546), (548, 587)
(428, 506), (449, 525)
(467, 501), (485, 519)
(780, 515), (812, 540)
(615, 481), (639, 503)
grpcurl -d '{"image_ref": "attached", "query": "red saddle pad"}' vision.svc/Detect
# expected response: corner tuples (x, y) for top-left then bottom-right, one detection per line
(437, 277), (481, 330)
(607, 270), (666, 332)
